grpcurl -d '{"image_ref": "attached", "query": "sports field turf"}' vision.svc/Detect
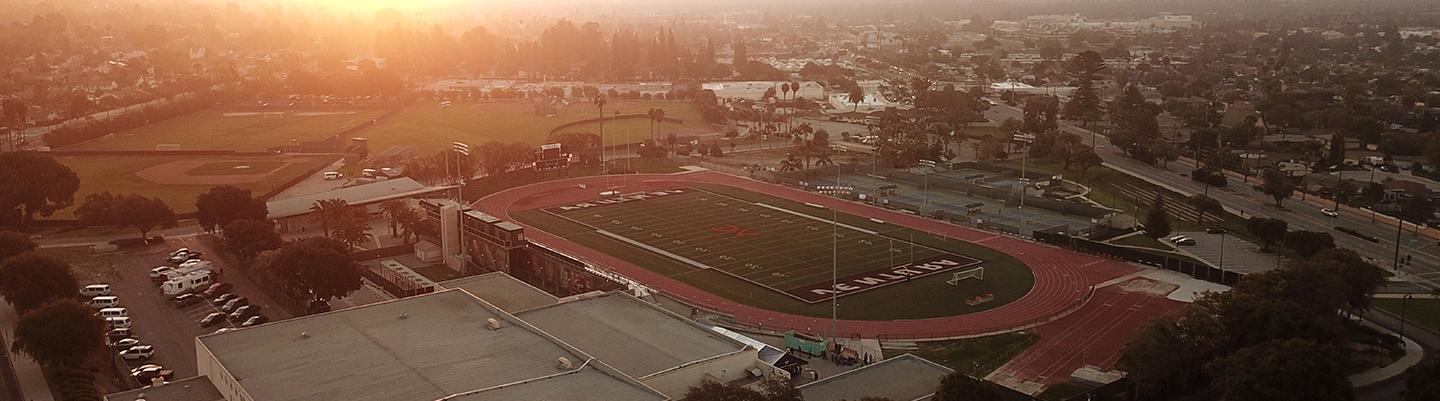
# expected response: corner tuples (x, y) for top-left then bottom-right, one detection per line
(186, 161), (289, 176)
(356, 100), (705, 155)
(67, 108), (388, 151)
(54, 155), (332, 218)
(514, 184), (1035, 319)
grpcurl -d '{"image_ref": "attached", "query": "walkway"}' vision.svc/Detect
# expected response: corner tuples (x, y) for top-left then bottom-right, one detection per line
(473, 170), (1140, 339)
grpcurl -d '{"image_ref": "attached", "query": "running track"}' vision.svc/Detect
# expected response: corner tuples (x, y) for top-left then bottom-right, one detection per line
(990, 284), (1184, 387)
(473, 171), (1139, 339)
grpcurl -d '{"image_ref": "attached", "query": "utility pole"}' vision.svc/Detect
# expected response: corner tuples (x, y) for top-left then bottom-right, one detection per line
(1012, 133), (1036, 236)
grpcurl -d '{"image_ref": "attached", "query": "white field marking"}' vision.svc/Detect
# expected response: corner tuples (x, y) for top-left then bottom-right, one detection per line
(595, 229), (714, 270)
(754, 203), (878, 235)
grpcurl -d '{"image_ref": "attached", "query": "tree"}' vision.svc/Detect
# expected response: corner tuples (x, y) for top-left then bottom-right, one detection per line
(380, 201), (409, 237)
(392, 206), (424, 243)
(848, 86), (864, 112)
(223, 219), (282, 262)
(331, 209), (375, 250)
(259, 237), (362, 302)
(1190, 194), (1222, 225)
(1118, 308), (1225, 400)
(1282, 231), (1336, 259)
(195, 186), (268, 233)
(1261, 169), (1295, 208)
(0, 253), (79, 312)
(681, 377), (796, 401)
(647, 108), (667, 142)
(11, 299), (105, 368)
(1400, 196), (1435, 227)
(0, 152), (80, 227)
(933, 372), (1010, 401)
(1246, 217), (1289, 252)
(1205, 339), (1351, 401)
(309, 198), (350, 238)
(0, 230), (36, 262)
(75, 192), (121, 227)
(1144, 196), (1173, 239)
(116, 194), (176, 239)
(1074, 148), (1102, 176)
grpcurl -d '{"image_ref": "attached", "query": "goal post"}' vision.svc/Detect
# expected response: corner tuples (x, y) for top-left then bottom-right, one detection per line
(947, 266), (984, 286)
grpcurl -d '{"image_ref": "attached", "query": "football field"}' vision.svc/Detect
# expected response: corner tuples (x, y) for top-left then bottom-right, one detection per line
(542, 187), (982, 303)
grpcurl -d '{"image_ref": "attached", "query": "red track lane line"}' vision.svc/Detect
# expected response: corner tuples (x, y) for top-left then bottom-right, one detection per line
(1031, 291), (1165, 381)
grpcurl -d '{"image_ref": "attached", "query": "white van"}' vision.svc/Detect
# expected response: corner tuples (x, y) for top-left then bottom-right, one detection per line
(361, 168), (378, 178)
(97, 307), (128, 319)
(106, 316), (133, 329)
(89, 296), (120, 309)
(161, 271), (212, 296)
(323, 171), (343, 180)
(81, 284), (112, 297)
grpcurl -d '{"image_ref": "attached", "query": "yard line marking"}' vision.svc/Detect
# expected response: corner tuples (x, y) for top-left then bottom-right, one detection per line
(594, 229), (715, 271)
(753, 202), (878, 235)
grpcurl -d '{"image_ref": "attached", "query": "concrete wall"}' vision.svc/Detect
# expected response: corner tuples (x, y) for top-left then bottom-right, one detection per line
(639, 349), (762, 398)
(194, 339), (253, 401)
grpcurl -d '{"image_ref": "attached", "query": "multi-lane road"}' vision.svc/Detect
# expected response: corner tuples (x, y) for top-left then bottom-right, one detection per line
(982, 102), (1440, 290)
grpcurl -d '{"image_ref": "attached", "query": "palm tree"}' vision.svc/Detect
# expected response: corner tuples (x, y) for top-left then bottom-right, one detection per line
(394, 207), (423, 243)
(647, 108), (667, 143)
(780, 83), (791, 133)
(592, 95), (607, 171)
(309, 198), (349, 237)
(379, 200), (408, 237)
(793, 123), (815, 168)
(331, 210), (374, 251)
(848, 87), (864, 112)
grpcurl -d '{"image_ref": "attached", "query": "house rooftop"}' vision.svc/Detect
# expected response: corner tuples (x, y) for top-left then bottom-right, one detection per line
(798, 354), (954, 401)
(438, 272), (558, 313)
(102, 376), (224, 401)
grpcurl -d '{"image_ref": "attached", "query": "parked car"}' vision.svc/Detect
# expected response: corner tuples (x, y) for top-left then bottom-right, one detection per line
(230, 305), (261, 321)
(119, 345), (155, 361)
(133, 366), (174, 383)
(201, 283), (233, 298)
(222, 297), (249, 313)
(200, 312), (226, 328)
(212, 293), (238, 305)
(168, 248), (189, 258)
(107, 328), (133, 343)
(106, 316), (133, 329)
(97, 307), (128, 319)
(214, 328), (235, 334)
(130, 364), (162, 376)
(1205, 227), (1227, 234)
(150, 266), (176, 283)
(109, 338), (141, 349)
(242, 315), (269, 327)
(172, 293), (203, 307)
(1321, 208), (1340, 217)
(80, 284), (112, 297)
(1175, 237), (1198, 246)
(167, 251), (202, 264)
(89, 296), (120, 309)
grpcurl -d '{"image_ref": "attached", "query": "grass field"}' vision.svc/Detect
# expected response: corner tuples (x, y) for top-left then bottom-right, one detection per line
(1375, 298), (1440, 333)
(357, 101), (705, 155)
(514, 183), (1035, 319)
(186, 161), (289, 176)
(68, 108), (388, 151)
(54, 155), (332, 218)
(892, 331), (1038, 377)
(463, 158), (686, 201)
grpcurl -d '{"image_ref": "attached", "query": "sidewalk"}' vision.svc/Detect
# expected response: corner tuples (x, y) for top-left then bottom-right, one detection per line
(1346, 315), (1425, 388)
(0, 304), (54, 401)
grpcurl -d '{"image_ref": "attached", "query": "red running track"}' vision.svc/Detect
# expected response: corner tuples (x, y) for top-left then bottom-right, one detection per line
(473, 171), (1140, 339)
(992, 284), (1184, 386)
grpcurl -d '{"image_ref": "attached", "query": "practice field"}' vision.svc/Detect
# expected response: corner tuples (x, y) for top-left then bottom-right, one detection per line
(53, 155), (333, 218)
(66, 108), (387, 151)
(543, 188), (981, 303)
(356, 100), (706, 155)
(515, 183), (1036, 319)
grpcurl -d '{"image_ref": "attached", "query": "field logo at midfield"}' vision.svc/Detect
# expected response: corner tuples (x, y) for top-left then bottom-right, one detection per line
(711, 224), (762, 237)
(556, 189), (687, 211)
(786, 255), (982, 303)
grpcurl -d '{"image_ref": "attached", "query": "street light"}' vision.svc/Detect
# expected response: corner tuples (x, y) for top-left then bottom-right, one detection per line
(1399, 293), (1414, 339)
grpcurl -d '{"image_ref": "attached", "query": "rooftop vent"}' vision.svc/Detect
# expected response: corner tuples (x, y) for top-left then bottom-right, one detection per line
(486, 318), (501, 330)
(300, 331), (310, 339)
(556, 356), (573, 370)
(399, 312), (408, 320)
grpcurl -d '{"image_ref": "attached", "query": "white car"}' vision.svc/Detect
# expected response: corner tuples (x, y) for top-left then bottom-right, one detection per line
(1321, 208), (1340, 217)
(106, 316), (132, 329)
(119, 345), (155, 361)
(1167, 235), (1189, 242)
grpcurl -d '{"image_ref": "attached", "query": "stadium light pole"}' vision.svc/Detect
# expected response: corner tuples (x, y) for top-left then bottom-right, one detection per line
(1012, 133), (1036, 237)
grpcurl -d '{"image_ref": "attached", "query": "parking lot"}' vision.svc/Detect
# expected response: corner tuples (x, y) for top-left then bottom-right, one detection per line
(85, 236), (293, 387)
(1171, 231), (1281, 275)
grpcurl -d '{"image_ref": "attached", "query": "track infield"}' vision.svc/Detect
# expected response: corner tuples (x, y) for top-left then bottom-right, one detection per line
(540, 187), (983, 303)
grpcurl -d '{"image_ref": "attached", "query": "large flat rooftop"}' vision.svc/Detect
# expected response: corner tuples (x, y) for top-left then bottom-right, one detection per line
(798, 354), (954, 401)
(197, 289), (651, 401)
(517, 293), (745, 378)
(439, 272), (558, 313)
(446, 362), (666, 401)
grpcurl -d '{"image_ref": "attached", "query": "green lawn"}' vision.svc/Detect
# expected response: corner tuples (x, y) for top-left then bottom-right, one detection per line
(892, 331), (1038, 377)
(512, 182), (1036, 320)
(54, 155), (333, 218)
(186, 161), (289, 176)
(356, 101), (707, 155)
(463, 158), (685, 201)
(68, 108), (388, 151)
(1375, 298), (1440, 334)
